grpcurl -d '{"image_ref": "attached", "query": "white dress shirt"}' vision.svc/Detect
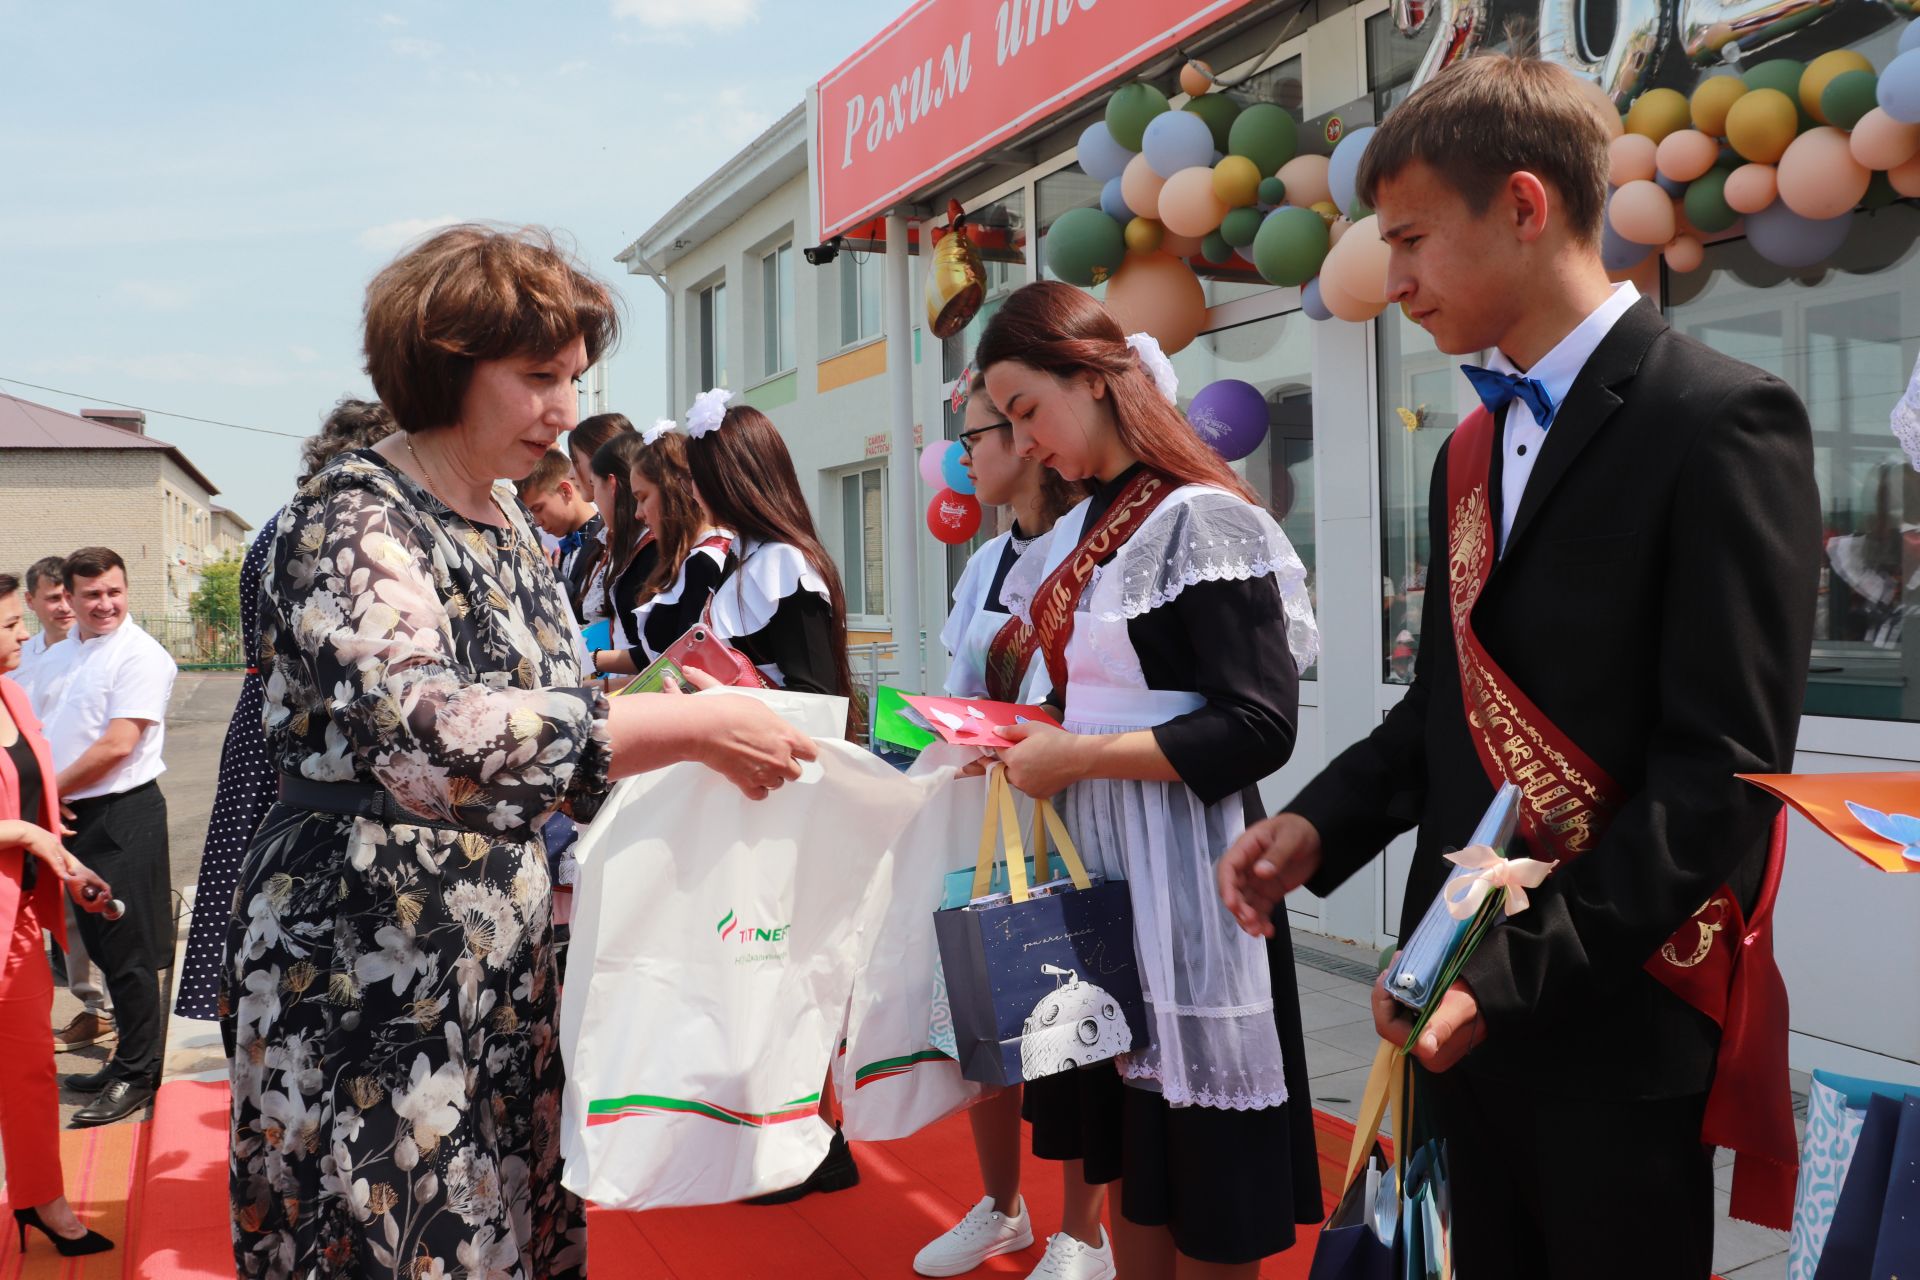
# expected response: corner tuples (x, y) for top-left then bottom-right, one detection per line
(32, 621), (178, 799)
(12, 629), (58, 708)
(1484, 282), (1641, 552)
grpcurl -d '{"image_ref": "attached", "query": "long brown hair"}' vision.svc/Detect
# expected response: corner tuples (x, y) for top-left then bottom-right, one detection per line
(591, 432), (646, 615)
(631, 434), (709, 597)
(974, 281), (1260, 505)
(685, 405), (858, 716)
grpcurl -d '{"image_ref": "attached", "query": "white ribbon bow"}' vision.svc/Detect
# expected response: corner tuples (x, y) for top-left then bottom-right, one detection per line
(1440, 844), (1558, 920)
(685, 387), (734, 440)
(1125, 332), (1179, 405)
(642, 418), (678, 446)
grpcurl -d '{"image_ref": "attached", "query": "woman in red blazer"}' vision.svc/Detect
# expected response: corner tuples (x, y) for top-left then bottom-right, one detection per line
(0, 573), (115, 1256)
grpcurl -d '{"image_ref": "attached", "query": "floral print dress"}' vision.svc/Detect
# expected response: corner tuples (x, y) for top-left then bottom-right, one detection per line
(225, 450), (611, 1280)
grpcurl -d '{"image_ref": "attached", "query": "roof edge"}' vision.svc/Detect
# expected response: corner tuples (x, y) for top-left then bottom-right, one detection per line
(618, 102), (808, 268)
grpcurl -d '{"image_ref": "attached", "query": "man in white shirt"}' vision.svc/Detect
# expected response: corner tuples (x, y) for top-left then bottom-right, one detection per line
(16, 554), (117, 1051)
(33, 547), (177, 1127)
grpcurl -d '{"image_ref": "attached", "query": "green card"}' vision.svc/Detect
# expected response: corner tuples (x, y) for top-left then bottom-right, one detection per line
(619, 653), (688, 696)
(872, 685), (937, 751)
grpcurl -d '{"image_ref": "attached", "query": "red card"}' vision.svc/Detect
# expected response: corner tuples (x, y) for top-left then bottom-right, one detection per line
(900, 694), (1060, 750)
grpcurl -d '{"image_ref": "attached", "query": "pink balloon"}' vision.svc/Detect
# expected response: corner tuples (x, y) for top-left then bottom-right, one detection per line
(1320, 269), (1387, 323)
(1121, 154), (1167, 224)
(1277, 154), (1332, 208)
(1892, 154), (1920, 198)
(1777, 126), (1871, 220)
(1724, 163), (1779, 214)
(1159, 230), (1205, 258)
(1664, 234), (1705, 273)
(1655, 129), (1719, 183)
(1158, 166), (1230, 238)
(1328, 216), (1353, 246)
(1609, 180), (1677, 246)
(1609, 134), (1659, 186)
(1103, 251), (1208, 355)
(1320, 214), (1391, 305)
(1850, 108), (1920, 172)
(1577, 77), (1626, 139)
(918, 442), (948, 489)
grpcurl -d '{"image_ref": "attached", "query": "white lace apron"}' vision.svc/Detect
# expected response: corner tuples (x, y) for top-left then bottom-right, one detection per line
(1003, 484), (1320, 1111)
(940, 530), (1047, 703)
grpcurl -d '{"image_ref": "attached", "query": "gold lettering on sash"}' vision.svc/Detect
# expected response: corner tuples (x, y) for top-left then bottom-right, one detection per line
(1661, 897), (1731, 969)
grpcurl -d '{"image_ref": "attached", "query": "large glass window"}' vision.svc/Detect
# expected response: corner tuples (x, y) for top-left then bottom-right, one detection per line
(1366, 10), (1439, 116)
(840, 252), (884, 348)
(699, 281), (727, 389)
(1169, 308), (1319, 678)
(761, 243), (794, 376)
(840, 464), (887, 618)
(1669, 206), (1920, 722)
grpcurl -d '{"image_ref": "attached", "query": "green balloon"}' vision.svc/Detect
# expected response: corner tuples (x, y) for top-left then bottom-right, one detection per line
(1220, 206), (1265, 249)
(1348, 197), (1373, 222)
(1820, 70), (1880, 131)
(1743, 59), (1816, 128)
(1183, 93), (1241, 154)
(1251, 206), (1329, 287)
(1044, 208), (1127, 287)
(1105, 82), (1170, 152)
(1201, 231), (1236, 265)
(1863, 170), (1899, 211)
(1228, 103), (1299, 176)
(1257, 176), (1288, 207)
(1683, 168), (1738, 234)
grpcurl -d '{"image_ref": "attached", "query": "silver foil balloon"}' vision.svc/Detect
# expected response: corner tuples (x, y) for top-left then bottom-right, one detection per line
(1394, 0), (1436, 37)
(1679, 0), (1841, 65)
(1407, 0), (1491, 93)
(1537, 0), (1669, 107)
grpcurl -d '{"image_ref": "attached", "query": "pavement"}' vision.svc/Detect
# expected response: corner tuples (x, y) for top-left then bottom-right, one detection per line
(9, 671), (1801, 1275)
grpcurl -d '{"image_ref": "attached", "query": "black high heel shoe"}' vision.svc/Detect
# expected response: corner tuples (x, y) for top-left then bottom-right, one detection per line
(13, 1207), (114, 1256)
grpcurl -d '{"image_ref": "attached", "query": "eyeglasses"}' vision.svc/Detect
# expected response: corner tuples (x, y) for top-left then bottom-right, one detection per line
(957, 421), (1011, 458)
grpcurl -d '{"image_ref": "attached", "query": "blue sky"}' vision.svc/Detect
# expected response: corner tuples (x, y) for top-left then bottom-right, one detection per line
(0, 0), (888, 527)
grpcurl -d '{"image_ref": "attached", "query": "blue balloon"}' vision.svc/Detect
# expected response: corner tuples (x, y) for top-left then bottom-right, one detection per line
(1745, 201), (1852, 268)
(1141, 110), (1215, 179)
(1302, 277), (1333, 322)
(1880, 48), (1920, 124)
(1101, 177), (1134, 223)
(1600, 211), (1653, 273)
(1326, 126), (1377, 219)
(1655, 173), (1688, 198)
(1078, 120), (1133, 183)
(1900, 18), (1920, 55)
(939, 440), (976, 495)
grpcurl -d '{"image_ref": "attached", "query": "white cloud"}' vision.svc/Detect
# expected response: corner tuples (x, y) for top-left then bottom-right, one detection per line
(611, 0), (758, 30)
(376, 12), (405, 26)
(113, 279), (196, 311)
(390, 36), (442, 58)
(355, 215), (465, 252)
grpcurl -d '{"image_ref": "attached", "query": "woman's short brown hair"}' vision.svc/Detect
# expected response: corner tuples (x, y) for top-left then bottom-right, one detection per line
(1355, 53), (1611, 246)
(363, 224), (620, 433)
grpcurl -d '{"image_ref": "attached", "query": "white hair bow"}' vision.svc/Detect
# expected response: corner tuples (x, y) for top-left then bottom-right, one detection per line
(686, 387), (734, 440)
(1125, 333), (1179, 405)
(642, 418), (678, 446)
(1440, 845), (1558, 920)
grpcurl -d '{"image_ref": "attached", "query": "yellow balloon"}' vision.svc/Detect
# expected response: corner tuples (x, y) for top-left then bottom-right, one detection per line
(1725, 88), (1799, 165)
(1124, 216), (1164, 253)
(1801, 49), (1874, 124)
(1690, 75), (1747, 137)
(1625, 88), (1690, 143)
(1212, 155), (1262, 208)
(1309, 200), (1341, 228)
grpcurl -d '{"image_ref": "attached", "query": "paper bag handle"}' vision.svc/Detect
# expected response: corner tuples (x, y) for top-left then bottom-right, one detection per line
(1029, 798), (1093, 891)
(1342, 1040), (1409, 1194)
(970, 765), (1040, 903)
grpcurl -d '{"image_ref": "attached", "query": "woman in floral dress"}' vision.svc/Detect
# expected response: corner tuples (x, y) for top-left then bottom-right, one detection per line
(225, 225), (816, 1280)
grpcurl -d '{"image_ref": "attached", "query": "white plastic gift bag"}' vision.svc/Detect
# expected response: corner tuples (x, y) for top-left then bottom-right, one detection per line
(559, 689), (925, 1209)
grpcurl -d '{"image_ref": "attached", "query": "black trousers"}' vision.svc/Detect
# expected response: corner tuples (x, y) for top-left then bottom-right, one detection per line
(1422, 1065), (1715, 1279)
(67, 781), (172, 1085)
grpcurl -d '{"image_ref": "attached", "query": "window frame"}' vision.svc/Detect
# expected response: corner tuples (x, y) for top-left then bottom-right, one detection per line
(761, 242), (795, 379)
(838, 461), (889, 627)
(698, 279), (728, 390)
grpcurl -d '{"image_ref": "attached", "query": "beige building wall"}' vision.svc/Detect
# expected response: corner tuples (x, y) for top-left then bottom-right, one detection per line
(0, 450), (172, 620)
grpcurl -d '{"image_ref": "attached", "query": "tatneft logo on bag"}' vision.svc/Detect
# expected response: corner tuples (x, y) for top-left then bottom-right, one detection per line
(716, 909), (792, 965)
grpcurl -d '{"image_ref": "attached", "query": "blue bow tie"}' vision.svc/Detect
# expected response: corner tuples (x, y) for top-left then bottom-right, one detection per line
(557, 528), (585, 557)
(1461, 364), (1558, 428)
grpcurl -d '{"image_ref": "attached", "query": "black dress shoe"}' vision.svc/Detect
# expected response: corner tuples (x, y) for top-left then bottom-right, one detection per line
(68, 1079), (154, 1128)
(61, 1066), (113, 1094)
(745, 1129), (860, 1205)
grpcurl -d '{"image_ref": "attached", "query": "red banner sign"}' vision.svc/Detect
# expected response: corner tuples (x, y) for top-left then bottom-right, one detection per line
(813, 0), (1263, 239)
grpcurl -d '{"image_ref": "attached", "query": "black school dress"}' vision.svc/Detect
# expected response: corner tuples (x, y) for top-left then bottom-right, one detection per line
(704, 538), (844, 698)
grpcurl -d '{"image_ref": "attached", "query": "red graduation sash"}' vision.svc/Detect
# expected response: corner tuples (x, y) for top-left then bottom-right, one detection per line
(1028, 470), (1174, 698)
(1445, 406), (1797, 1228)
(983, 614), (1039, 705)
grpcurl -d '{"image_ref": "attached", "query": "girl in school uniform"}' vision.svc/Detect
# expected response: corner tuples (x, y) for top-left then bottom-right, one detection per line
(980, 282), (1324, 1280)
(584, 432), (658, 671)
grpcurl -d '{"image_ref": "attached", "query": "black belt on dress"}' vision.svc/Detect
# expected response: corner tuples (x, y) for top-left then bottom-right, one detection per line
(277, 773), (464, 832)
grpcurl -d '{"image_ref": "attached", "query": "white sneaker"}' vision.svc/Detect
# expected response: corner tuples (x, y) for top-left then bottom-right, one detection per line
(913, 1196), (1035, 1277)
(1027, 1227), (1116, 1280)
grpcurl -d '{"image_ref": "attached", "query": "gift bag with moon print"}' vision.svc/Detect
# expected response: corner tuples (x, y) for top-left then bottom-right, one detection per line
(931, 764), (1146, 1089)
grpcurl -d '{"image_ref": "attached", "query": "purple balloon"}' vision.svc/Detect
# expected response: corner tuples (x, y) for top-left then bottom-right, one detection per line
(1101, 176), (1134, 223)
(1601, 212), (1653, 273)
(1745, 202), (1852, 269)
(1302, 277), (1333, 322)
(1187, 378), (1269, 461)
(1078, 120), (1133, 183)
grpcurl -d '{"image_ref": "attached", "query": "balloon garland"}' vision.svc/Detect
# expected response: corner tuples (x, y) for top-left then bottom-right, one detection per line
(1038, 21), (1920, 346)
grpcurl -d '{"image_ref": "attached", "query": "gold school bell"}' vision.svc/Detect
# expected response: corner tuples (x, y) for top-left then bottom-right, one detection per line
(926, 198), (986, 339)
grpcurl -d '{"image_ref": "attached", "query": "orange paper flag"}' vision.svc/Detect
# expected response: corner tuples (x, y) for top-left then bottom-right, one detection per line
(1739, 771), (1920, 874)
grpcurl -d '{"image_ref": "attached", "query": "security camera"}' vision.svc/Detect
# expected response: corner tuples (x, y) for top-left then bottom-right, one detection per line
(803, 237), (843, 266)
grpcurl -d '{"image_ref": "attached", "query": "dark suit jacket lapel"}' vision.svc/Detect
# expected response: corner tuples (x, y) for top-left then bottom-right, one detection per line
(1500, 299), (1668, 561)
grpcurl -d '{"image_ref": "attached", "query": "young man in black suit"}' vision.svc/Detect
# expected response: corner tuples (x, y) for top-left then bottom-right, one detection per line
(1218, 54), (1820, 1278)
